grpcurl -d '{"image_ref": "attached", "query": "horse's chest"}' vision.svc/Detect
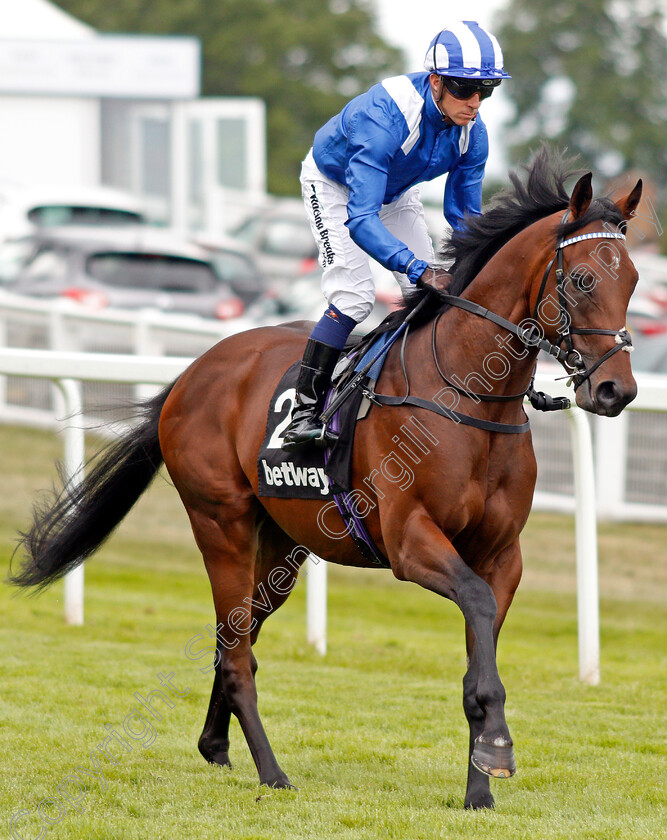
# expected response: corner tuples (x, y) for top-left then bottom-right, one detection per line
(463, 438), (533, 498)
(455, 440), (536, 561)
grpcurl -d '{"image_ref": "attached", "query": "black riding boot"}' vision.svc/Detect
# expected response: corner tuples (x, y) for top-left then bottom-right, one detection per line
(282, 339), (341, 451)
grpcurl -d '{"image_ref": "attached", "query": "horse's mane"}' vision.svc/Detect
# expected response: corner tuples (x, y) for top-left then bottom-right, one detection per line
(376, 144), (625, 334)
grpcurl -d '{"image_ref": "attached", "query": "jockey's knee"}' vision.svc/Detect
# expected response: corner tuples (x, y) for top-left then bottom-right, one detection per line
(328, 290), (375, 324)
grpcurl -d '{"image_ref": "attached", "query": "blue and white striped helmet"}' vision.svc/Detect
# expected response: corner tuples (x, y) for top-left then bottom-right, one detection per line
(424, 21), (510, 80)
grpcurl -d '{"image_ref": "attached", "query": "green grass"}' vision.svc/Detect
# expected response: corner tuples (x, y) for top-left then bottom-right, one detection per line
(1, 424), (665, 839)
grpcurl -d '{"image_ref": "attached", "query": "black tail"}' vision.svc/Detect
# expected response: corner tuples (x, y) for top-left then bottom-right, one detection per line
(9, 383), (176, 591)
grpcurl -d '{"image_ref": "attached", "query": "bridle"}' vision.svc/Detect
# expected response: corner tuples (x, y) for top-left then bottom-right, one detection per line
(434, 213), (633, 395)
(531, 212), (633, 389)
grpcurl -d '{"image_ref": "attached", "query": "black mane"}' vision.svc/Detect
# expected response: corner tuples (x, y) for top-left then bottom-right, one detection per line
(377, 145), (625, 334)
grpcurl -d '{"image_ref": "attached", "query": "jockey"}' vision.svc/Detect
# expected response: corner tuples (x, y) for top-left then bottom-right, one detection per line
(282, 20), (510, 451)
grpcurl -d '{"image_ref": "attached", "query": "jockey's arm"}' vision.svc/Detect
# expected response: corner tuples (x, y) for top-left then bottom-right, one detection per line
(344, 113), (429, 283)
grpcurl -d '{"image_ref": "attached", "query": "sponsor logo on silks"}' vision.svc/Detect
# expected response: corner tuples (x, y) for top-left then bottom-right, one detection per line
(261, 459), (330, 496)
(309, 184), (335, 266)
(325, 307), (339, 321)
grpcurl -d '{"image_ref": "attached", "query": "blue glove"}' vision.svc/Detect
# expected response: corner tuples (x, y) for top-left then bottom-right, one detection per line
(406, 258), (430, 283)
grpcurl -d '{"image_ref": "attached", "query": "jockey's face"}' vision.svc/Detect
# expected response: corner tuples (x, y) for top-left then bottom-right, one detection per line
(429, 74), (483, 126)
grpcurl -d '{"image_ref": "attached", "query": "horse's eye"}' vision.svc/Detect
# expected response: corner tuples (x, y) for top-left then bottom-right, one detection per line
(569, 270), (594, 292)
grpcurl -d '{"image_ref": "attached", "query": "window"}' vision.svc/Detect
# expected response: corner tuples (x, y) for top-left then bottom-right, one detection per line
(87, 253), (218, 293)
(229, 216), (263, 245)
(217, 118), (247, 190)
(188, 120), (204, 204)
(28, 206), (144, 227)
(141, 118), (171, 199)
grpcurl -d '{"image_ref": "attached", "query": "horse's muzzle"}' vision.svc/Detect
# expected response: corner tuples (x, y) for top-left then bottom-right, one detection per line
(582, 378), (638, 417)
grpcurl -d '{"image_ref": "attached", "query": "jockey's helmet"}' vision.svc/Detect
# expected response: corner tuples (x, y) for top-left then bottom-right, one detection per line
(424, 21), (511, 81)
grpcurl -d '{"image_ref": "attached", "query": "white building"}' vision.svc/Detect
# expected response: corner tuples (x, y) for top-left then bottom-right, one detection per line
(0, 0), (266, 230)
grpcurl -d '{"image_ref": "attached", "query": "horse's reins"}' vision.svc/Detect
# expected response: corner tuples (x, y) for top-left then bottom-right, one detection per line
(321, 217), (632, 437)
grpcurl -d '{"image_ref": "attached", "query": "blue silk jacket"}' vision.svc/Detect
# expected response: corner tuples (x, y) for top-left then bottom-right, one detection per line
(312, 72), (488, 281)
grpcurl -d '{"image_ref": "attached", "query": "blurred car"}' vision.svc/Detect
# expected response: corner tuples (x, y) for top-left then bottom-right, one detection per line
(226, 199), (319, 286)
(535, 292), (667, 374)
(190, 232), (269, 307)
(0, 226), (246, 321)
(0, 184), (148, 245)
(629, 332), (667, 373)
(625, 294), (667, 373)
(631, 250), (667, 315)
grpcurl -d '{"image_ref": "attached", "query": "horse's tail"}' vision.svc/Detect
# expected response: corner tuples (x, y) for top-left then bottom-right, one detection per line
(9, 383), (176, 591)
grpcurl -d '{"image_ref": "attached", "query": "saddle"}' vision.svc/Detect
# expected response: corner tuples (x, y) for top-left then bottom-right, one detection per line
(256, 329), (395, 568)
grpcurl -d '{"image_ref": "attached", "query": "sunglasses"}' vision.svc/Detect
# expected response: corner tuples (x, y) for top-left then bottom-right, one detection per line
(441, 77), (501, 101)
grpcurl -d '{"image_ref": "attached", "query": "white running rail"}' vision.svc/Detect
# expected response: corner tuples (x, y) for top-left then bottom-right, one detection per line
(1, 348), (666, 684)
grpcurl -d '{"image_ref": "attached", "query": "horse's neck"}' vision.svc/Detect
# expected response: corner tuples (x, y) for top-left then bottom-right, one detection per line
(433, 228), (548, 399)
(462, 224), (544, 323)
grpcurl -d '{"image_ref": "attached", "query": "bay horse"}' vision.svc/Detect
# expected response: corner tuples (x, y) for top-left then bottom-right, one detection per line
(10, 148), (641, 810)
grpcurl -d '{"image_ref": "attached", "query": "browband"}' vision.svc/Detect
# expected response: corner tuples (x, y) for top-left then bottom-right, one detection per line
(556, 232), (626, 249)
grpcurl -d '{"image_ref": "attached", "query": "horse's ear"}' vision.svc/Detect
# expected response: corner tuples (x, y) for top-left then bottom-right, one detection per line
(569, 172), (593, 219)
(616, 179), (643, 220)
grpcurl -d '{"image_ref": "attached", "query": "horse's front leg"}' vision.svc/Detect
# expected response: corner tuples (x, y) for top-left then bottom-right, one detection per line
(462, 540), (523, 808)
(391, 513), (516, 805)
(463, 539), (522, 808)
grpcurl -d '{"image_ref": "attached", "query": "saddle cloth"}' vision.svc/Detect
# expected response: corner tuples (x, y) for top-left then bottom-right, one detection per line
(256, 359), (366, 499)
(256, 323), (399, 500)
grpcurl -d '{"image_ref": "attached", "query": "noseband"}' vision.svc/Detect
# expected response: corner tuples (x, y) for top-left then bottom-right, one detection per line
(531, 212), (632, 389)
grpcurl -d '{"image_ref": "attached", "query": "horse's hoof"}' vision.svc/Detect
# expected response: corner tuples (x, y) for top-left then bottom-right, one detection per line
(261, 776), (297, 790)
(471, 737), (516, 779)
(464, 792), (495, 810)
(198, 740), (232, 768)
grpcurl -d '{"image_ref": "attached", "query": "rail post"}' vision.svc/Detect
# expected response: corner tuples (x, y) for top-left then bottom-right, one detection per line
(55, 378), (85, 626)
(307, 554), (327, 655)
(565, 406), (600, 685)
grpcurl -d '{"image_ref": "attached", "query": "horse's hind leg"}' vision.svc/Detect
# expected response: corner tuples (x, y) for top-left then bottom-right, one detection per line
(199, 647), (264, 769)
(196, 509), (303, 788)
(198, 655), (233, 768)
(248, 517), (306, 644)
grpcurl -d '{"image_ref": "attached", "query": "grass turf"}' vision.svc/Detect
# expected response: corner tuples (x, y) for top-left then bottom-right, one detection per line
(1, 423), (665, 839)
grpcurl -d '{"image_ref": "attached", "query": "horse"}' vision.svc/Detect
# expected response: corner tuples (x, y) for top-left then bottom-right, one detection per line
(10, 147), (642, 810)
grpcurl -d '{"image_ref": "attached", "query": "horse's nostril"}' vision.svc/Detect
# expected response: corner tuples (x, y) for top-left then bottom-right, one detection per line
(596, 380), (619, 407)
